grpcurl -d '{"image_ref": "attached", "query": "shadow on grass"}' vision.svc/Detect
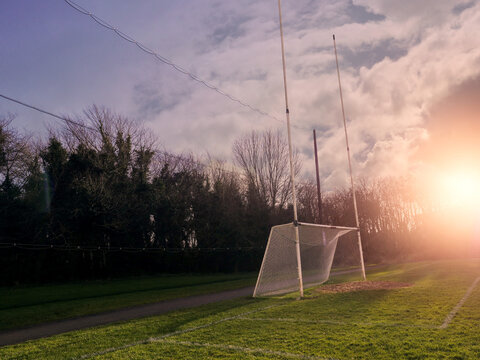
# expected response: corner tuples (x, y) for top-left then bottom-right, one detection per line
(0, 274), (255, 310)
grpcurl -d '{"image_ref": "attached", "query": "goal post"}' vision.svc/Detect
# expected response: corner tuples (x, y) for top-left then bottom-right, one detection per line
(263, 1), (365, 299)
(253, 222), (357, 297)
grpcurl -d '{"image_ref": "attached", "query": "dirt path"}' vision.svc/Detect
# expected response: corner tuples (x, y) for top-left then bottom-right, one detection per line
(0, 266), (376, 347)
(0, 286), (254, 347)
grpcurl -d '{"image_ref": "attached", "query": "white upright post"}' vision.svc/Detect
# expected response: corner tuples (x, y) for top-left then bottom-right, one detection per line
(277, 0), (303, 297)
(333, 34), (367, 281)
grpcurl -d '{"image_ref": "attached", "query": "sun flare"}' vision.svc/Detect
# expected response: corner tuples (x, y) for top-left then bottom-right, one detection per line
(442, 173), (479, 205)
(435, 169), (480, 214)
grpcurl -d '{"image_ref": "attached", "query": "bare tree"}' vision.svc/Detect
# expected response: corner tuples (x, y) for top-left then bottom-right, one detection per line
(150, 150), (205, 180)
(297, 180), (319, 223)
(57, 105), (157, 154)
(0, 114), (33, 188)
(233, 129), (301, 209)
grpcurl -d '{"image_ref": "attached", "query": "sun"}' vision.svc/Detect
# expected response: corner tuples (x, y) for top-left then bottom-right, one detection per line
(435, 168), (480, 214)
(419, 166), (480, 242)
(441, 172), (479, 206)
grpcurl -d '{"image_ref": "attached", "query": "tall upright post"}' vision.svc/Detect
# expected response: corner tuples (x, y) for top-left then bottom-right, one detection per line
(313, 129), (323, 224)
(333, 34), (367, 280)
(277, 0), (303, 297)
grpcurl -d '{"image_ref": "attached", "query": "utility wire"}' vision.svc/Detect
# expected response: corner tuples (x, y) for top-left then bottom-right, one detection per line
(0, 242), (263, 252)
(0, 92), (315, 186)
(0, 93), (96, 131)
(0, 91), (241, 176)
(63, 0), (310, 132)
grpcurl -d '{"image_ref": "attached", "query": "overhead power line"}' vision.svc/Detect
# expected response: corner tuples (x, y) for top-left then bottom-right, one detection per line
(0, 242), (264, 253)
(0, 93), (237, 177)
(0, 92), (237, 172)
(0, 93), (96, 131)
(64, 0), (311, 131)
(0, 92), (314, 186)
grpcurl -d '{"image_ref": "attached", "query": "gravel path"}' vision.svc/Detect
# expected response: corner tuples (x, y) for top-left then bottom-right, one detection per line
(0, 286), (254, 347)
(0, 267), (373, 347)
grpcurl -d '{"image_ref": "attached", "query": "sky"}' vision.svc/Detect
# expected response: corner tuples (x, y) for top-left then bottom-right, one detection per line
(1, 0), (479, 190)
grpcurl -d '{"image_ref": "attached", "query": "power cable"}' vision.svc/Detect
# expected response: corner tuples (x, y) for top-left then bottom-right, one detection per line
(0, 93), (96, 131)
(0, 92), (314, 192)
(63, 0), (310, 132)
(0, 92), (312, 183)
(0, 242), (264, 252)
(0, 91), (240, 176)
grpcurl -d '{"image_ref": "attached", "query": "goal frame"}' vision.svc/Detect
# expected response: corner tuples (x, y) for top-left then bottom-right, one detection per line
(253, 222), (359, 297)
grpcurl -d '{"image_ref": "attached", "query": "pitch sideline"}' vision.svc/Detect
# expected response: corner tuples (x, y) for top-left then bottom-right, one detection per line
(439, 276), (480, 329)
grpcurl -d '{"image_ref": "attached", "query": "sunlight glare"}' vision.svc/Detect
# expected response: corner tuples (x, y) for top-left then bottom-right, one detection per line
(437, 169), (480, 212)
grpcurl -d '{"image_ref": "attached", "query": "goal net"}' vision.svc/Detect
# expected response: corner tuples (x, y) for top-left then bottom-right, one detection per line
(253, 222), (356, 297)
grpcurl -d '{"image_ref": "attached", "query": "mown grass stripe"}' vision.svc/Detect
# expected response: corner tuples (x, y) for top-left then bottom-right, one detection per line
(440, 276), (480, 329)
(159, 339), (339, 360)
(75, 304), (282, 360)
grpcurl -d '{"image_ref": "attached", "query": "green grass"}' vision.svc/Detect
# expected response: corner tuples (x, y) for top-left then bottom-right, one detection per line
(1, 259), (480, 359)
(0, 273), (256, 331)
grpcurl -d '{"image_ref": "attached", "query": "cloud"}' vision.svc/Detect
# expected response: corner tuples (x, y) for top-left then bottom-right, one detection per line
(132, 77), (193, 120)
(416, 75), (480, 168)
(135, 0), (480, 191)
(2, 0), (480, 192)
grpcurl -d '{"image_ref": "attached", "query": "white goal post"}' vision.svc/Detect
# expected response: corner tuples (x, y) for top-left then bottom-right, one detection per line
(263, 1), (366, 299)
(253, 222), (358, 297)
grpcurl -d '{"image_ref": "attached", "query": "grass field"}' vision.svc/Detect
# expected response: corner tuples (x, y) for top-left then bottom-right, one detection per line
(1, 259), (479, 359)
(0, 273), (256, 331)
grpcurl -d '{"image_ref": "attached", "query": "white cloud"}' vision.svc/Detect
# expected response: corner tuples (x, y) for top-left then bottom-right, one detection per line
(128, 0), (480, 191)
(2, 0), (480, 191)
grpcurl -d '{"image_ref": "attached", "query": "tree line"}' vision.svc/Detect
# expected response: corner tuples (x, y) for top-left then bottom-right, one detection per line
(1, 107), (474, 284)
